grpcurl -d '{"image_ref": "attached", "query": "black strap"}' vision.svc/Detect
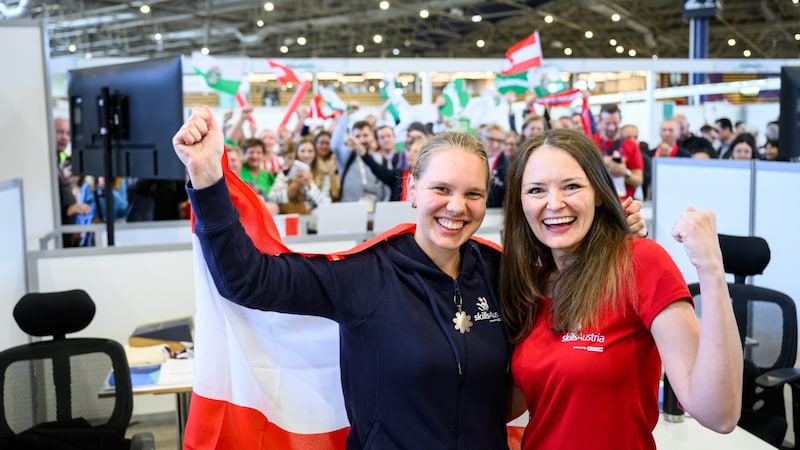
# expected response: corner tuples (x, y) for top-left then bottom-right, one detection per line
(340, 151), (359, 190)
(603, 139), (622, 156)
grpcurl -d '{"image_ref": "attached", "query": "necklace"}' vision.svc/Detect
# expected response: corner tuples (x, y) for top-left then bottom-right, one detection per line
(452, 290), (473, 334)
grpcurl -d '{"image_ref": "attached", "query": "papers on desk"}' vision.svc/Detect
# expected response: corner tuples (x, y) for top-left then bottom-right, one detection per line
(103, 358), (194, 391)
(124, 344), (170, 366)
(157, 358), (194, 386)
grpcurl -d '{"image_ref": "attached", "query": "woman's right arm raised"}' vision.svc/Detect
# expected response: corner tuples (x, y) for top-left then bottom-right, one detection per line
(173, 106), (225, 189)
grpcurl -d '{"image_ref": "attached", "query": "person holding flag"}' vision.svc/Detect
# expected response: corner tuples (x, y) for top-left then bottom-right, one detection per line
(172, 106), (648, 448)
(175, 106), (513, 449)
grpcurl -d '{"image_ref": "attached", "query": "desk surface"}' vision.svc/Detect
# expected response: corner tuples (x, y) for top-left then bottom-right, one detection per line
(653, 415), (773, 449)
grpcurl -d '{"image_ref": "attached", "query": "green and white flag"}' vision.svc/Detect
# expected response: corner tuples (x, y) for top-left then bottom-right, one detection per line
(494, 71), (530, 96)
(439, 78), (470, 117)
(192, 52), (243, 96)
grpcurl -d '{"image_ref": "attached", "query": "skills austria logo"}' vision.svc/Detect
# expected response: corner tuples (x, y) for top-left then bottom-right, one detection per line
(561, 329), (606, 353)
(474, 297), (502, 323)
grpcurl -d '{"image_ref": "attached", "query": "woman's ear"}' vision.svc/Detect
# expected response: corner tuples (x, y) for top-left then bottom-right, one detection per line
(406, 175), (417, 205)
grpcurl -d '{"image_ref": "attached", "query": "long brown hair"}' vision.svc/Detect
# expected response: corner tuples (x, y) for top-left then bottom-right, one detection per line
(499, 128), (635, 342)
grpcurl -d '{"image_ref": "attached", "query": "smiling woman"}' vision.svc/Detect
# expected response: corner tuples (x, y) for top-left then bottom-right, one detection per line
(500, 128), (743, 450)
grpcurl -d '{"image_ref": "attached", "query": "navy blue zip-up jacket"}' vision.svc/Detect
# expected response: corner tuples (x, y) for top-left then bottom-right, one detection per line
(189, 178), (511, 450)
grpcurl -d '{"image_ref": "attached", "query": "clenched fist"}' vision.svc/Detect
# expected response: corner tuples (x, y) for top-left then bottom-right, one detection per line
(172, 106), (225, 189)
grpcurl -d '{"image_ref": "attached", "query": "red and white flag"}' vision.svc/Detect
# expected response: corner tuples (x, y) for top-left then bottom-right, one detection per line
(185, 155), (350, 449)
(185, 154), (526, 449)
(500, 31), (543, 76)
(267, 60), (301, 85)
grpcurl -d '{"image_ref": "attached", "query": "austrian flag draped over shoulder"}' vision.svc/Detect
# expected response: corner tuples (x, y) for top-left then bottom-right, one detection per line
(185, 159), (350, 449)
(185, 156), (526, 449)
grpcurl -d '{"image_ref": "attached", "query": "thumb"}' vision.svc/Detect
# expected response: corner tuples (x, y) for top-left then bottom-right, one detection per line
(203, 105), (221, 133)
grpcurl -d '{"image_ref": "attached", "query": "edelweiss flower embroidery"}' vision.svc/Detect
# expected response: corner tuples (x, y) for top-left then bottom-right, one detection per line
(453, 310), (473, 334)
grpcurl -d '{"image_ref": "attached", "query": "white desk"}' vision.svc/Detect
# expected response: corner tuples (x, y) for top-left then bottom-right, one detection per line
(653, 415), (773, 449)
(508, 413), (773, 449)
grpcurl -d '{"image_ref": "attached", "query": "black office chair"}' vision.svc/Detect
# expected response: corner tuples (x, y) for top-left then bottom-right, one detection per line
(688, 234), (798, 449)
(0, 289), (154, 450)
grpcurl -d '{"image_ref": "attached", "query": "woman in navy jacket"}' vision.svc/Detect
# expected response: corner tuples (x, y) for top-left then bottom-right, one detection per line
(174, 107), (647, 449)
(177, 107), (509, 449)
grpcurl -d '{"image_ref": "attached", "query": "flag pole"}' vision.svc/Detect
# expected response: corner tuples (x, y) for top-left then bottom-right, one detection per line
(278, 80), (312, 130)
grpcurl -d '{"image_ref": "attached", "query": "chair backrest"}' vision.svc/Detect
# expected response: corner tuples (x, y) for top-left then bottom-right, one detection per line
(372, 201), (415, 234)
(0, 290), (133, 440)
(315, 202), (369, 235)
(718, 234), (771, 284)
(687, 234), (797, 447)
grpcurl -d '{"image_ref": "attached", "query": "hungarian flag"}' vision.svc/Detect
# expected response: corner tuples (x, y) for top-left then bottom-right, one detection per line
(308, 95), (336, 121)
(500, 32), (543, 76)
(185, 155), (526, 449)
(192, 52), (243, 96)
(318, 85), (347, 112)
(267, 60), (301, 85)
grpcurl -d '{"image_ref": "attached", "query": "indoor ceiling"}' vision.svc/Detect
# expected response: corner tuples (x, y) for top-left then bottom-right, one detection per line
(7, 0), (800, 61)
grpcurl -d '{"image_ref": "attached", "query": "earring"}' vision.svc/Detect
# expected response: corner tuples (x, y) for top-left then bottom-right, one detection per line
(411, 202), (417, 209)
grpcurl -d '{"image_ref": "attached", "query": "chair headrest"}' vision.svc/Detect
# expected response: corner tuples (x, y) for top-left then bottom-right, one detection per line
(718, 234), (771, 278)
(13, 289), (96, 338)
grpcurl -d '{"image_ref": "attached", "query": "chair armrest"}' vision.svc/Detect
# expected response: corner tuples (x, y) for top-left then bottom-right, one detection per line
(755, 367), (800, 388)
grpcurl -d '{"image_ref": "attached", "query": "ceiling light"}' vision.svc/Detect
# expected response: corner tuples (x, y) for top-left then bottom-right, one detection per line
(743, 49), (751, 57)
(139, 4), (151, 14)
(471, 15), (482, 23)
(544, 15), (554, 24)
(611, 13), (621, 22)
(628, 49), (637, 56)
(419, 9), (429, 19)
(727, 38), (736, 46)
(154, 32), (162, 41)
(256, 19), (264, 27)
(795, 33), (800, 40)
(200, 47), (210, 55)
(379, 1), (390, 10)
(373, 34), (383, 44)
(297, 36), (306, 45)
(263, 2), (274, 11)
(584, 31), (593, 39)
(356, 44), (365, 53)
(615, 45), (624, 54)
(476, 39), (485, 48)
(68, 44), (77, 53)
(609, 38), (617, 46)
(280, 45), (288, 53)
(564, 48), (573, 56)
(392, 48), (400, 56)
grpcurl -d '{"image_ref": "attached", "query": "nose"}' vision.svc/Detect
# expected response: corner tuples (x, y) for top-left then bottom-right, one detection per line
(546, 189), (564, 210)
(446, 195), (467, 216)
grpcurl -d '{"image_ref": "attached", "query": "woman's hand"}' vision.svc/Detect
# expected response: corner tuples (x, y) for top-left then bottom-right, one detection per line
(172, 106), (225, 189)
(671, 207), (723, 273)
(622, 197), (647, 238)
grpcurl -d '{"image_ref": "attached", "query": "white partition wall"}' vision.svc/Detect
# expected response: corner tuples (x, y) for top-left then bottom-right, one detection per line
(0, 21), (56, 250)
(0, 179), (28, 352)
(653, 158), (753, 285)
(754, 161), (800, 308)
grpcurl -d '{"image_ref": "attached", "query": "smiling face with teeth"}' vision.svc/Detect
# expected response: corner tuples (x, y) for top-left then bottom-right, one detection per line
(407, 133), (489, 277)
(520, 144), (601, 268)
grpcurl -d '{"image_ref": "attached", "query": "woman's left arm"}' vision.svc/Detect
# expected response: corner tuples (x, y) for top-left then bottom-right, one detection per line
(650, 208), (743, 433)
